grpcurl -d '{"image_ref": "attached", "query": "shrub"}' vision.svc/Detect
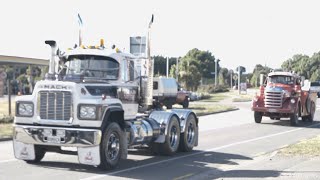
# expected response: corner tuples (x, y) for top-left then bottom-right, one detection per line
(0, 115), (14, 124)
(198, 85), (230, 94)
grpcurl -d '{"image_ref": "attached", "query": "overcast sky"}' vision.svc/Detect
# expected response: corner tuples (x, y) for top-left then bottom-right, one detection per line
(1, 0), (320, 72)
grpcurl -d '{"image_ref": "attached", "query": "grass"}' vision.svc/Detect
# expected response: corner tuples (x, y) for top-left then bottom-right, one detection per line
(279, 135), (320, 156)
(189, 104), (237, 116)
(0, 123), (13, 138)
(198, 93), (228, 102)
(0, 101), (15, 117)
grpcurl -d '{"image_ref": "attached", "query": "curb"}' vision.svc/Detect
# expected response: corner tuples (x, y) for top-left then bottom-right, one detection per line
(197, 108), (240, 117)
(0, 136), (12, 142)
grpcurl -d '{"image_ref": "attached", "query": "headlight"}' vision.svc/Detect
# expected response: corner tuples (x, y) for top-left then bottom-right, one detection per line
(17, 102), (33, 117)
(79, 105), (97, 120)
(283, 90), (291, 98)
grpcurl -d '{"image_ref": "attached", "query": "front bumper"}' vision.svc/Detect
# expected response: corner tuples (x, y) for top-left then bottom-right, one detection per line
(14, 124), (102, 147)
(251, 106), (295, 114)
(13, 125), (102, 165)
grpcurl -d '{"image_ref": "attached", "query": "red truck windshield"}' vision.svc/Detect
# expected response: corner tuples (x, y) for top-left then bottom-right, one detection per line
(268, 75), (294, 85)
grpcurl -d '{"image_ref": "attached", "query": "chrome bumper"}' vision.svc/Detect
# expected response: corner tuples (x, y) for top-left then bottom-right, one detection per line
(14, 124), (102, 147)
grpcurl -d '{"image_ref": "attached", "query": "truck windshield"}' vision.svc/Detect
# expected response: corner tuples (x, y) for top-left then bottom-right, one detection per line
(64, 55), (119, 80)
(268, 75), (294, 85)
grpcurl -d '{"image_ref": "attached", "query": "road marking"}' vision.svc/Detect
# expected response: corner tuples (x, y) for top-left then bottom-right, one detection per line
(81, 123), (320, 180)
(0, 159), (16, 163)
(173, 173), (194, 180)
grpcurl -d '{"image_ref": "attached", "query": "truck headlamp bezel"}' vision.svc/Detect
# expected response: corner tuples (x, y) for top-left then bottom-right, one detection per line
(78, 104), (98, 120)
(283, 90), (291, 98)
(16, 101), (34, 117)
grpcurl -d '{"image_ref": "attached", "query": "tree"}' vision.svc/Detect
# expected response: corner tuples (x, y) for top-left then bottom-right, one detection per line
(250, 64), (271, 87)
(218, 68), (229, 85)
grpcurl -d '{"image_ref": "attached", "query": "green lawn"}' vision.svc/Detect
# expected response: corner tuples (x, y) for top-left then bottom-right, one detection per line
(0, 101), (15, 117)
(0, 123), (13, 138)
(189, 104), (237, 116)
(279, 135), (320, 156)
(198, 93), (228, 102)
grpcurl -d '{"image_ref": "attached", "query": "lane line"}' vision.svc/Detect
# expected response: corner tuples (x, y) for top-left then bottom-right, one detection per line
(0, 159), (16, 163)
(81, 123), (320, 180)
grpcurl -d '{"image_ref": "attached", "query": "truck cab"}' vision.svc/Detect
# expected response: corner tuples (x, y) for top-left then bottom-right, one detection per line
(252, 71), (317, 126)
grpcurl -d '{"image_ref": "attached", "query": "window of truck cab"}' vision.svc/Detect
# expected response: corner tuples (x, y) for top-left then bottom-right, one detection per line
(268, 75), (294, 85)
(65, 55), (119, 80)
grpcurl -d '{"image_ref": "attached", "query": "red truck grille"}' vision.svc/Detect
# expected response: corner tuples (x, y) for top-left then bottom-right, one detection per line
(264, 91), (283, 108)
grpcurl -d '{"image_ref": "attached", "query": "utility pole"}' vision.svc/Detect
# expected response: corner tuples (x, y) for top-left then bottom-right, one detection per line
(230, 70), (233, 89)
(238, 66), (241, 95)
(176, 57), (179, 81)
(166, 57), (169, 78)
(215, 59), (220, 86)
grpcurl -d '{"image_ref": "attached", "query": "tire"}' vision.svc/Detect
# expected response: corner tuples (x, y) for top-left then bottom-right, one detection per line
(99, 122), (123, 170)
(24, 145), (46, 164)
(182, 98), (189, 108)
(290, 111), (299, 126)
(166, 104), (173, 109)
(159, 116), (180, 155)
(254, 112), (262, 123)
(270, 117), (275, 120)
(179, 114), (197, 152)
(307, 102), (315, 122)
(276, 118), (280, 120)
(302, 116), (308, 122)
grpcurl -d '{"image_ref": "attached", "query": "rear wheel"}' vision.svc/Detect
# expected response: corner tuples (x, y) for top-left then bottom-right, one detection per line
(179, 114), (197, 152)
(99, 122), (123, 170)
(166, 104), (173, 109)
(307, 102), (315, 122)
(159, 116), (180, 155)
(182, 98), (189, 108)
(254, 112), (262, 123)
(24, 145), (46, 164)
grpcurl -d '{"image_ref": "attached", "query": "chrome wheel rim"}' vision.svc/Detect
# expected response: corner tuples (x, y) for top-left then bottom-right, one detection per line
(169, 126), (178, 148)
(106, 133), (120, 161)
(186, 122), (195, 144)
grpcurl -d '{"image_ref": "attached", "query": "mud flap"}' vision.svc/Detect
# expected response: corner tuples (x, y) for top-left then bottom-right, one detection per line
(194, 126), (199, 146)
(78, 146), (100, 166)
(13, 140), (35, 160)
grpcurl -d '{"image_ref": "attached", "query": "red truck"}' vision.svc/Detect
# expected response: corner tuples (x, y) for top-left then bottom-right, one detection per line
(252, 71), (317, 126)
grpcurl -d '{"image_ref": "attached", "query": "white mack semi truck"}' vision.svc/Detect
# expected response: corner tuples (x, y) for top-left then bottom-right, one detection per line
(12, 16), (199, 169)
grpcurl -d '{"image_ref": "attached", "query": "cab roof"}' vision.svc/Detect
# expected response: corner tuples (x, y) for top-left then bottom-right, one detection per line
(268, 71), (299, 77)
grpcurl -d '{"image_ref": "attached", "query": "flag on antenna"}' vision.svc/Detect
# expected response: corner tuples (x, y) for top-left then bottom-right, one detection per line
(148, 14), (154, 28)
(78, 13), (83, 26)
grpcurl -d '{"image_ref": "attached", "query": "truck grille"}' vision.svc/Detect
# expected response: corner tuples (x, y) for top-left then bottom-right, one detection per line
(264, 91), (283, 108)
(38, 91), (72, 120)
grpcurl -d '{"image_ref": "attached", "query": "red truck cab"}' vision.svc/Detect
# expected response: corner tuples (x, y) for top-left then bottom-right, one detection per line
(252, 71), (316, 126)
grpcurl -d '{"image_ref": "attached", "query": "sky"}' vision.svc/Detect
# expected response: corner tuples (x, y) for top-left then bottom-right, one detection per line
(1, 0), (320, 72)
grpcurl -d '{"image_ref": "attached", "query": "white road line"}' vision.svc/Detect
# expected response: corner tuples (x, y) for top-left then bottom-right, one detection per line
(81, 123), (320, 180)
(0, 159), (16, 163)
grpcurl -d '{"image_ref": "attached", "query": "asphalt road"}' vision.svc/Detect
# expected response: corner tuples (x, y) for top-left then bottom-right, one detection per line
(1, 101), (320, 180)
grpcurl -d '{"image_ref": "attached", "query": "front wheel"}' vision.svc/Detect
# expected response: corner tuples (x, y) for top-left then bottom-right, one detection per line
(254, 112), (262, 123)
(159, 116), (180, 155)
(179, 114), (197, 152)
(99, 122), (123, 170)
(290, 112), (299, 126)
(24, 145), (46, 164)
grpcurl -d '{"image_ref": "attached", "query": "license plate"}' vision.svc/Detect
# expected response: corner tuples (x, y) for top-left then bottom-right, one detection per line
(268, 109), (278, 113)
(47, 136), (61, 144)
